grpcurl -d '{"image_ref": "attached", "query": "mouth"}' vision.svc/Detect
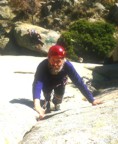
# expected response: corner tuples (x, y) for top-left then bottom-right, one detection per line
(49, 64), (63, 74)
(52, 65), (61, 69)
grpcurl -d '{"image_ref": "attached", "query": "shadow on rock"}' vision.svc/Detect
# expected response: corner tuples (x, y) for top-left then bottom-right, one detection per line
(10, 98), (34, 109)
(92, 64), (118, 89)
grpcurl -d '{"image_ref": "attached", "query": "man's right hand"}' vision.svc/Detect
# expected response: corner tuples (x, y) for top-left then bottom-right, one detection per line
(34, 99), (46, 120)
(38, 107), (45, 120)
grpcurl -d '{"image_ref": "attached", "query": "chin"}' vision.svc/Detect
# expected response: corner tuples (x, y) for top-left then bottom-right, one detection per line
(51, 69), (61, 75)
(48, 63), (64, 75)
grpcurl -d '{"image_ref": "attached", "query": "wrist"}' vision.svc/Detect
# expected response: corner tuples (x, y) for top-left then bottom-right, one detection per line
(90, 98), (95, 104)
(34, 99), (42, 111)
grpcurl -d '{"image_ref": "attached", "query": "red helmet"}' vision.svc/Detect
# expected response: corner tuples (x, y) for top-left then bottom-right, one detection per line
(48, 45), (66, 58)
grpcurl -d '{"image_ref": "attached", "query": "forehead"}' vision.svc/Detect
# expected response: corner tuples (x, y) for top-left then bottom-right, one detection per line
(49, 56), (64, 61)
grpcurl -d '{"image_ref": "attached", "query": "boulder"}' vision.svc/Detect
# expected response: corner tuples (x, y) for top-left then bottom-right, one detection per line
(13, 22), (60, 55)
(108, 3), (118, 24)
(109, 32), (118, 63)
(20, 88), (118, 144)
(0, 37), (9, 49)
(0, 6), (15, 20)
(0, 56), (118, 144)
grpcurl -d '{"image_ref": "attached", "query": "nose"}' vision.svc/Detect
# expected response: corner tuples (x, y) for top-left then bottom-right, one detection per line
(52, 63), (59, 69)
(51, 62), (60, 69)
(53, 62), (58, 66)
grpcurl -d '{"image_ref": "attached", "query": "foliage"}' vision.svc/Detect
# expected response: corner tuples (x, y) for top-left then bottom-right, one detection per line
(58, 19), (116, 62)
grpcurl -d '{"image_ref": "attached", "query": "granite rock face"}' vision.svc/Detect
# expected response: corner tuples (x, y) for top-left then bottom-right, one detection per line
(20, 88), (118, 144)
(0, 56), (118, 144)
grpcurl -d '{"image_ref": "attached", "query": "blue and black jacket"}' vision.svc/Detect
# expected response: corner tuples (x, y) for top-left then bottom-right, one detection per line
(33, 59), (94, 103)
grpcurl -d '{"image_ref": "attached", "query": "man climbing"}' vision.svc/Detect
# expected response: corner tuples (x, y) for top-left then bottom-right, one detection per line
(33, 45), (102, 119)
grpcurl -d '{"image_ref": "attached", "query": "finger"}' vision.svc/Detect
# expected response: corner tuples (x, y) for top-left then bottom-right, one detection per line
(39, 115), (45, 120)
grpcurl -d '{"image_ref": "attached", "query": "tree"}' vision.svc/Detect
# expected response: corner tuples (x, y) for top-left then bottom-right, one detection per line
(57, 19), (117, 63)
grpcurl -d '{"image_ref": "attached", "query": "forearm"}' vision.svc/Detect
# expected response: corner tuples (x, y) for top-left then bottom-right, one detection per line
(79, 84), (95, 103)
(33, 99), (42, 113)
(67, 61), (95, 103)
(33, 98), (46, 120)
(70, 73), (95, 103)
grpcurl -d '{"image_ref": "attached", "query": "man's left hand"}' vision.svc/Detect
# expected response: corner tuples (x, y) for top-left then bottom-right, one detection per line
(92, 99), (103, 106)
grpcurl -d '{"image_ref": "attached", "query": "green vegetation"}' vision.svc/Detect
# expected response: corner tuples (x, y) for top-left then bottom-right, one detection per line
(58, 19), (116, 62)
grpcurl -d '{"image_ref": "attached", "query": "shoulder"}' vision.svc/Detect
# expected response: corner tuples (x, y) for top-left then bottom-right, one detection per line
(38, 58), (48, 66)
(65, 59), (74, 69)
(64, 59), (78, 75)
(36, 58), (48, 70)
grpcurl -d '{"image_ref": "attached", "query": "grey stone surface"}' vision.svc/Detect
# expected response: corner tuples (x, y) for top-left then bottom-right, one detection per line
(0, 56), (118, 144)
(13, 22), (60, 53)
(21, 93), (118, 144)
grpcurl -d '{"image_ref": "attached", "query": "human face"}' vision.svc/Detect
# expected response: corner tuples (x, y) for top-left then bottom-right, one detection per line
(48, 56), (65, 71)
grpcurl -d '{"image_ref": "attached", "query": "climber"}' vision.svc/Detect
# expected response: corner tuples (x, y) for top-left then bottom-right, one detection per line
(33, 45), (102, 119)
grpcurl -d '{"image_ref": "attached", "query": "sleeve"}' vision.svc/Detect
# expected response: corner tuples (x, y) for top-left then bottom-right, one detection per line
(32, 81), (43, 99)
(32, 63), (44, 100)
(66, 61), (95, 103)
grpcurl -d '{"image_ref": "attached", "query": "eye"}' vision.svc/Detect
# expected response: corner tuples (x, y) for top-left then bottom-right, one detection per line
(56, 60), (61, 63)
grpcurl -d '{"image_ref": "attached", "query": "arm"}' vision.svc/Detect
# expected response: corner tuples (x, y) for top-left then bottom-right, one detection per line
(32, 61), (46, 119)
(33, 98), (45, 119)
(66, 61), (102, 105)
(33, 81), (46, 119)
